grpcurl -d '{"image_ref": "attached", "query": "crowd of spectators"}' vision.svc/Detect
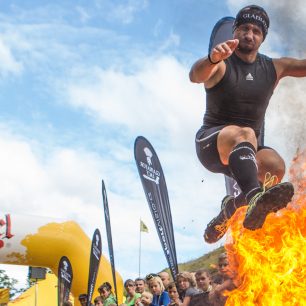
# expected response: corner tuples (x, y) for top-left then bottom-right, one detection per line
(76, 252), (235, 306)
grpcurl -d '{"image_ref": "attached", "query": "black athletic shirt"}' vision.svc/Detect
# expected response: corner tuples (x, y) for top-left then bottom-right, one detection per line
(203, 52), (277, 136)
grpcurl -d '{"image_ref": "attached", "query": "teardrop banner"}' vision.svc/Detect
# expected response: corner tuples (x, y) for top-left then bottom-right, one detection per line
(58, 256), (73, 306)
(102, 180), (118, 305)
(87, 228), (102, 306)
(134, 136), (178, 280)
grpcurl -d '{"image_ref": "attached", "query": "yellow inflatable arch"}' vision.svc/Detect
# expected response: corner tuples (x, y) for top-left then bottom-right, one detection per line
(0, 213), (123, 305)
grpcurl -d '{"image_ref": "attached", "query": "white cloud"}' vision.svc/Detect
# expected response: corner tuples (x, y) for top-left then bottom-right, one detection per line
(159, 30), (181, 51)
(0, 39), (23, 76)
(153, 19), (163, 37)
(65, 56), (202, 142)
(76, 6), (91, 24)
(109, 0), (149, 24)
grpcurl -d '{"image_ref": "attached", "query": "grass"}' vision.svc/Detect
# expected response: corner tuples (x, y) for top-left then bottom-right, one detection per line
(161, 246), (225, 280)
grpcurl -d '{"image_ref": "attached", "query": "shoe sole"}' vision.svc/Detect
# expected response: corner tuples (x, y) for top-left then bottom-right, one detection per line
(243, 183), (294, 230)
(204, 197), (234, 243)
(204, 218), (228, 243)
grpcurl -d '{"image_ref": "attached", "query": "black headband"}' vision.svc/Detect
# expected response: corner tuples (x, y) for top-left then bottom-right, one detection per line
(233, 5), (270, 39)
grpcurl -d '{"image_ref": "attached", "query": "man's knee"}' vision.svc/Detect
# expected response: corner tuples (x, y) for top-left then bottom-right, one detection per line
(235, 127), (257, 144)
(218, 126), (257, 147)
(256, 149), (286, 182)
(217, 126), (257, 164)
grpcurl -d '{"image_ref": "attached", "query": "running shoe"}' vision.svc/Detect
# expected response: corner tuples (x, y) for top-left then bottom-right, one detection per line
(243, 182), (294, 230)
(204, 195), (236, 243)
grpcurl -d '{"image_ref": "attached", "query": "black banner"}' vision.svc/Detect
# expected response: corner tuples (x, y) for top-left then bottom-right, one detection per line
(58, 256), (73, 306)
(208, 17), (265, 197)
(134, 136), (178, 280)
(208, 16), (235, 53)
(102, 180), (118, 305)
(87, 228), (102, 306)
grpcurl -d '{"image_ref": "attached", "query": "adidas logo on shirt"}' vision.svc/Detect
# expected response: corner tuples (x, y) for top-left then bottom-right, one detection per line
(246, 73), (254, 81)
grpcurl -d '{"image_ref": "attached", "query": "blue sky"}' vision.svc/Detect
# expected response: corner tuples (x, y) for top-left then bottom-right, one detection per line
(1, 0), (306, 292)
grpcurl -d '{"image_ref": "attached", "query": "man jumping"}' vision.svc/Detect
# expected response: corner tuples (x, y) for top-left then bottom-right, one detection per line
(190, 5), (306, 243)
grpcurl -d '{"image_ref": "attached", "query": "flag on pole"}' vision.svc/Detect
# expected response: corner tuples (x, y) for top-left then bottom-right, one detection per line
(140, 220), (149, 233)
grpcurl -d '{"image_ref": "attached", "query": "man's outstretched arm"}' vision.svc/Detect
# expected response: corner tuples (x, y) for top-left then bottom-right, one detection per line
(189, 39), (239, 85)
(274, 57), (306, 80)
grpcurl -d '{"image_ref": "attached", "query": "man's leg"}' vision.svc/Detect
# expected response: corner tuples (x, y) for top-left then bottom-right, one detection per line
(196, 125), (240, 243)
(219, 147), (286, 210)
(229, 148), (285, 208)
(204, 149), (286, 242)
(204, 126), (294, 242)
(204, 125), (260, 243)
(256, 148), (285, 183)
(218, 127), (293, 230)
(217, 125), (263, 203)
(242, 147), (294, 230)
(220, 146), (286, 208)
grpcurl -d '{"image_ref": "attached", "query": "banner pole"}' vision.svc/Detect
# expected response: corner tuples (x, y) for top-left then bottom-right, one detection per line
(139, 218), (142, 277)
(34, 281), (38, 306)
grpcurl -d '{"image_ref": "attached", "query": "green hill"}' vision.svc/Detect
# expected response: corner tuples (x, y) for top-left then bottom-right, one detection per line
(178, 246), (225, 272)
(161, 246), (225, 279)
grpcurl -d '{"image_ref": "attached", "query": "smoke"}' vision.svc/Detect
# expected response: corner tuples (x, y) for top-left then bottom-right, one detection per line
(260, 0), (306, 158)
(265, 0), (306, 56)
(267, 78), (306, 160)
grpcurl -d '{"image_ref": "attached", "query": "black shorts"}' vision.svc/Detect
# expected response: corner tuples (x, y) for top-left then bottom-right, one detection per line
(195, 125), (272, 177)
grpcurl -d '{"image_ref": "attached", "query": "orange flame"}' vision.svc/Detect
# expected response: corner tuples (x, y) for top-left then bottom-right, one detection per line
(224, 149), (306, 305)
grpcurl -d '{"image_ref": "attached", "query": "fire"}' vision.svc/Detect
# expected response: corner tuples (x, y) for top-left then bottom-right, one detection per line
(224, 149), (306, 305)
